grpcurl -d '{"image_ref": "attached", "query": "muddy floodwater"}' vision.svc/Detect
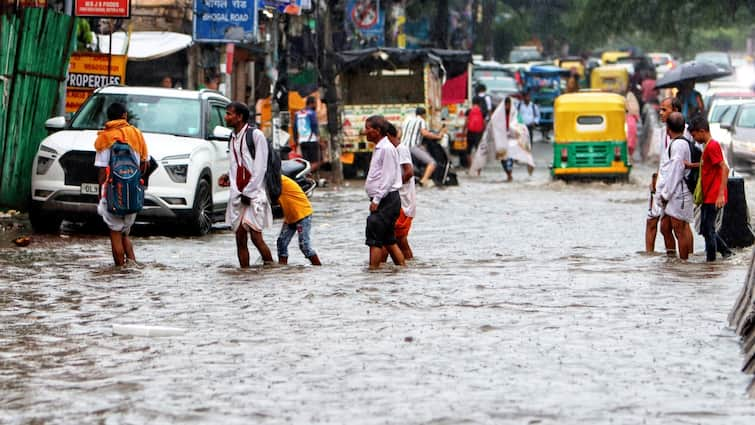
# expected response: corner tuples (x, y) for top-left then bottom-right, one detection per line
(2, 145), (755, 424)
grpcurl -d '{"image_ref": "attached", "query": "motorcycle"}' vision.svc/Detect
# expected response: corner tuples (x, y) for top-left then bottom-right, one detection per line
(413, 134), (459, 186)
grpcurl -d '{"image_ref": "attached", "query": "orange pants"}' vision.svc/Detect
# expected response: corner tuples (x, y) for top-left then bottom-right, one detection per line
(394, 209), (413, 238)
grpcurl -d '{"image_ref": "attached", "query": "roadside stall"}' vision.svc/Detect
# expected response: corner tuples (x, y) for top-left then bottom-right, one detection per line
(334, 48), (445, 177)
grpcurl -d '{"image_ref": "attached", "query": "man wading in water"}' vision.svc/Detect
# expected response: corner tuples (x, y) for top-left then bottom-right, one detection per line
(364, 115), (405, 269)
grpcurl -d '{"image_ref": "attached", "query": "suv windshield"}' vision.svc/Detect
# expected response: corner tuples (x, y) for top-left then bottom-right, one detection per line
(71, 93), (201, 137)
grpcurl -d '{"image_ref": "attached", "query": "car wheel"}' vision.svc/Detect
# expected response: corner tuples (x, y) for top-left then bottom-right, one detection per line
(727, 141), (736, 170)
(189, 179), (213, 236)
(29, 206), (62, 234)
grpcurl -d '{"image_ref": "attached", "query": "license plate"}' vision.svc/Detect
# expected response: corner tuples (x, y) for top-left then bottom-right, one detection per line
(80, 183), (99, 195)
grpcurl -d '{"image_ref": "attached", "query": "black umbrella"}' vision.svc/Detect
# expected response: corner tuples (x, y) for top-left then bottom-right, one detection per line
(654, 60), (732, 89)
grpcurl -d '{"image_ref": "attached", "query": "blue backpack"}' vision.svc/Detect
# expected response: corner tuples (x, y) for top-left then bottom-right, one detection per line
(106, 141), (144, 216)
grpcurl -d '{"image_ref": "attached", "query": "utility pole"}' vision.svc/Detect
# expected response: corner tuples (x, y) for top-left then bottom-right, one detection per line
(322, 0), (342, 185)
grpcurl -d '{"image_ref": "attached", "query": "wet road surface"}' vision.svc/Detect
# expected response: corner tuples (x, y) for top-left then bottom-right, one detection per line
(2, 142), (755, 424)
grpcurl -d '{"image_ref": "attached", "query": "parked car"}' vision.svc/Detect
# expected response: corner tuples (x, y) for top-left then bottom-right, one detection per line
(694, 51), (733, 71)
(721, 101), (755, 169)
(707, 95), (755, 162)
(509, 46), (542, 64)
(473, 60), (519, 108)
(30, 86), (233, 235)
(648, 52), (675, 78)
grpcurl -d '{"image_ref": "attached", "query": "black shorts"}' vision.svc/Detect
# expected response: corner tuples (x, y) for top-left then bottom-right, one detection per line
(466, 131), (482, 152)
(365, 191), (401, 247)
(300, 142), (320, 163)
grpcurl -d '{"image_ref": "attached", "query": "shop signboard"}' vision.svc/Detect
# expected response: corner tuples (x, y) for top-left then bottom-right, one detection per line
(194, 0), (258, 43)
(74, 0), (130, 18)
(65, 52), (127, 113)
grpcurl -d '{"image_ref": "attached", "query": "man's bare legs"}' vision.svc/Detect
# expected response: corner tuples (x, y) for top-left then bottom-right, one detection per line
(671, 217), (691, 260)
(236, 227), (273, 268)
(109, 230), (136, 267)
(397, 236), (413, 260)
(122, 234), (136, 263)
(110, 231), (126, 266)
(685, 223), (694, 255)
(235, 228), (251, 268)
(645, 217), (658, 252)
(250, 228), (273, 264)
(420, 163), (436, 186)
(660, 216), (676, 256)
(370, 244), (405, 269)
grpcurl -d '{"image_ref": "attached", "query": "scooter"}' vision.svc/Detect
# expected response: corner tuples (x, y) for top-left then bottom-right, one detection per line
(272, 156), (317, 219)
(282, 157), (316, 197)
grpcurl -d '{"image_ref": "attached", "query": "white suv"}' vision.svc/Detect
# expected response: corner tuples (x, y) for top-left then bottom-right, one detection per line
(30, 86), (233, 235)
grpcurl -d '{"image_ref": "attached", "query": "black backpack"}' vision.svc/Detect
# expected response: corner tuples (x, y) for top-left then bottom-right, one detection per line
(668, 136), (701, 193)
(244, 127), (282, 205)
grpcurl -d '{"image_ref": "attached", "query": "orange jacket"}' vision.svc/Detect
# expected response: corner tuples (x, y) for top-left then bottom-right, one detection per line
(94, 119), (148, 161)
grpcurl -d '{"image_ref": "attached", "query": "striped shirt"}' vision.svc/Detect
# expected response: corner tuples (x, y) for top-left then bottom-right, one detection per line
(401, 115), (427, 148)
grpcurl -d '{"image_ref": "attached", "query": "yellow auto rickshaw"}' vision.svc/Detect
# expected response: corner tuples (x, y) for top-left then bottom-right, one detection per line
(551, 92), (631, 181)
(557, 57), (585, 78)
(589, 65), (629, 94)
(600, 50), (630, 65)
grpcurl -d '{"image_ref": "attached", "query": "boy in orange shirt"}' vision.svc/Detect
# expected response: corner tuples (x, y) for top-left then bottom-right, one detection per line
(276, 175), (321, 265)
(93, 102), (148, 266)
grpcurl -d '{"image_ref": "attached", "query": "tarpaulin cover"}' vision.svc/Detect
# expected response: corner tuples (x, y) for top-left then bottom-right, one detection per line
(335, 47), (471, 79)
(97, 32), (193, 61)
(442, 70), (468, 105)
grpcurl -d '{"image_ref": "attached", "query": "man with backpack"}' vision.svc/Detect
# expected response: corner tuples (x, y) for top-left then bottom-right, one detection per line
(646, 97), (695, 255)
(473, 84), (492, 121)
(93, 102), (148, 267)
(463, 98), (486, 168)
(688, 115), (733, 261)
(218, 101), (274, 268)
(657, 112), (694, 260)
(517, 91), (540, 145)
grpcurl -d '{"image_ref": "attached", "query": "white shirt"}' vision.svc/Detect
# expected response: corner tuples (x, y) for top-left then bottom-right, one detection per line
(658, 134), (694, 222)
(401, 115), (427, 148)
(365, 137), (401, 205)
(229, 124), (268, 200)
(517, 101), (539, 126)
(397, 143), (416, 217)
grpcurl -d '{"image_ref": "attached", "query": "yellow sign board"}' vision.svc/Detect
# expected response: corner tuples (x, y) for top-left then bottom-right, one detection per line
(65, 52), (127, 113)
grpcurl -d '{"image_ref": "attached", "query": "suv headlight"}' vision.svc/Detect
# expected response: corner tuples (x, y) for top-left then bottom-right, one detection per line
(36, 145), (58, 175)
(162, 154), (191, 183)
(165, 164), (188, 183)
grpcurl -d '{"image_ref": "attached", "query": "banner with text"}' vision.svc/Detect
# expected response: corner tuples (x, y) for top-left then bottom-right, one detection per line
(65, 52), (127, 113)
(74, 0), (130, 18)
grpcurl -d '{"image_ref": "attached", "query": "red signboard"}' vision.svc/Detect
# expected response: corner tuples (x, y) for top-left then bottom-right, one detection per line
(74, 0), (130, 18)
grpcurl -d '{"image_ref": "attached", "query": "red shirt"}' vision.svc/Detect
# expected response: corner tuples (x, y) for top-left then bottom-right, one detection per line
(701, 139), (727, 204)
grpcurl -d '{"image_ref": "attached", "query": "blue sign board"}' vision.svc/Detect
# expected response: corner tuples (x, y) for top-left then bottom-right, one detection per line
(194, 0), (258, 43)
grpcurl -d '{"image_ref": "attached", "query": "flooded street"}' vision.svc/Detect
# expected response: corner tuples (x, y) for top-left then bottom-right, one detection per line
(3, 143), (755, 424)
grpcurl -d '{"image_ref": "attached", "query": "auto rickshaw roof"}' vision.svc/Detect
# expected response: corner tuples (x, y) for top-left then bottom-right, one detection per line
(592, 64), (630, 74)
(555, 92), (626, 112)
(526, 65), (570, 76)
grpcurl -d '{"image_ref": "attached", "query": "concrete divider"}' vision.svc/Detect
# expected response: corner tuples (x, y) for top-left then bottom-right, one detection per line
(729, 251), (755, 376)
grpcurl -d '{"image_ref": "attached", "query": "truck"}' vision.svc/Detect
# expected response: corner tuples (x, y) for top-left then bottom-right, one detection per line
(335, 48), (471, 177)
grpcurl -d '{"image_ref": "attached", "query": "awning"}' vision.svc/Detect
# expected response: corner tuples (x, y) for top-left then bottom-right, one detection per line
(97, 31), (193, 61)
